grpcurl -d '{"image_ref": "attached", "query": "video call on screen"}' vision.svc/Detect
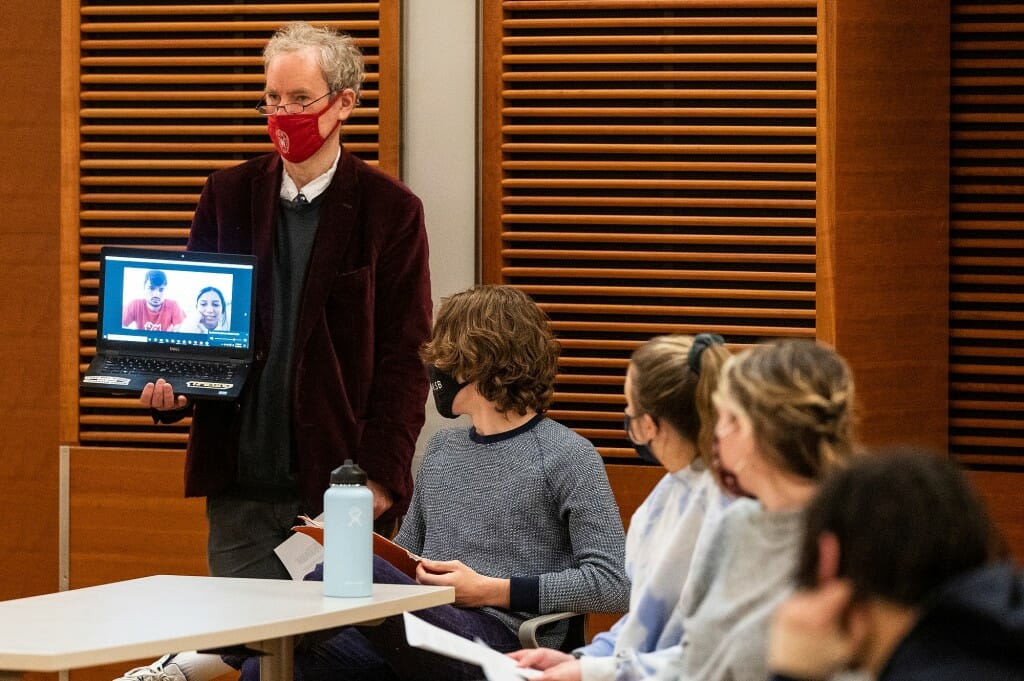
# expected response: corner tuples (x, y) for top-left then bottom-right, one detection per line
(102, 257), (254, 350)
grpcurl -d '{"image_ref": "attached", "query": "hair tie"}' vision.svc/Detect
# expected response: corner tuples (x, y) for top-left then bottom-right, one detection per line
(688, 333), (725, 374)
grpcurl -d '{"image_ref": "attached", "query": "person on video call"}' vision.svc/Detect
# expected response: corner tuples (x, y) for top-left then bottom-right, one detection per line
(122, 269), (186, 332)
(182, 286), (228, 334)
(136, 20), (432, 581)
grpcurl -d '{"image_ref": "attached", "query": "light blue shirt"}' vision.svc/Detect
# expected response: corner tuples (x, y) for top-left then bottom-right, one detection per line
(577, 460), (731, 681)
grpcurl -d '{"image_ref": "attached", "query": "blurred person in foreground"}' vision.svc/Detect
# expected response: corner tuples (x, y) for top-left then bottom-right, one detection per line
(768, 448), (1024, 681)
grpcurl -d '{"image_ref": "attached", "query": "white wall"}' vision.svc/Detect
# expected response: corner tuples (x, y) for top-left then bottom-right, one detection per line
(402, 1), (478, 468)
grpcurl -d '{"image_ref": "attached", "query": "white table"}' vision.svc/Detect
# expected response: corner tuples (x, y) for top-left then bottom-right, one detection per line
(0, 575), (454, 681)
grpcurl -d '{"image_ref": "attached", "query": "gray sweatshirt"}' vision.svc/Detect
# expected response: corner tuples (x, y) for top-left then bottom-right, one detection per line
(615, 498), (804, 681)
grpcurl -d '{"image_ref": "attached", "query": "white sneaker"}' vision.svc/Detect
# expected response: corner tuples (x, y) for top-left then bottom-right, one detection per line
(114, 655), (187, 681)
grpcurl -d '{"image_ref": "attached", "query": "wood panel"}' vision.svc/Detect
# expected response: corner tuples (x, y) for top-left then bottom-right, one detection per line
(816, 0), (950, 450)
(68, 446), (208, 588)
(0, 0), (62, 609)
(949, 1), (1024, 470)
(482, 0), (818, 461)
(966, 469), (1024, 565)
(67, 445), (209, 681)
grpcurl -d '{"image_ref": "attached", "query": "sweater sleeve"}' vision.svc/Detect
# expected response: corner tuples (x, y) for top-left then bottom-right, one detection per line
(150, 403), (193, 424)
(534, 436), (630, 614)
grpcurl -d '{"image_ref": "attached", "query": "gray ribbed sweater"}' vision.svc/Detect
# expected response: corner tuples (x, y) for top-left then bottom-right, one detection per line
(394, 415), (630, 648)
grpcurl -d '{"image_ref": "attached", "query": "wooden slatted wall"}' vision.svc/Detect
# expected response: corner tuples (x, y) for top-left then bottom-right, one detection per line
(481, 0), (818, 458)
(63, 1), (401, 448)
(950, 1), (1024, 470)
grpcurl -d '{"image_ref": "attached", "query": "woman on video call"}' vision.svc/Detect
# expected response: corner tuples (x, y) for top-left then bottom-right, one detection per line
(182, 286), (228, 334)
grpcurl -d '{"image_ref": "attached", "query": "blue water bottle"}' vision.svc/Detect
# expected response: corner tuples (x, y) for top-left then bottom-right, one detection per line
(323, 459), (373, 597)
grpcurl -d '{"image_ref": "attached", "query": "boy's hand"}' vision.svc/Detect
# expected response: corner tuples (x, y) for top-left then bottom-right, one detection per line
(415, 558), (510, 608)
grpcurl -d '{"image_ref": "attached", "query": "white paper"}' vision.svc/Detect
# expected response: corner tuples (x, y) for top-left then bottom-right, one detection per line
(481, 656), (530, 681)
(402, 611), (540, 679)
(274, 513), (325, 580)
(274, 532), (324, 580)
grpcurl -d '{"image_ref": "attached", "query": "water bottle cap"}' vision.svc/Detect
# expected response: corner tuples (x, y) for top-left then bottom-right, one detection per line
(330, 459), (368, 485)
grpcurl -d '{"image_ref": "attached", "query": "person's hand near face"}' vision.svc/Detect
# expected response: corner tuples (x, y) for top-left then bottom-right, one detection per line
(196, 290), (224, 330)
(767, 534), (868, 680)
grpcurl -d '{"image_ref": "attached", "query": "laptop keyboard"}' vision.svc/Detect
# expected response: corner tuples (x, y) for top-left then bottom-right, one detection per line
(101, 356), (239, 381)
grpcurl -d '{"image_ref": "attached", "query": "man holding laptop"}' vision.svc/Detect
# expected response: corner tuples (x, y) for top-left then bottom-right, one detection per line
(142, 21), (432, 581)
(82, 249), (257, 400)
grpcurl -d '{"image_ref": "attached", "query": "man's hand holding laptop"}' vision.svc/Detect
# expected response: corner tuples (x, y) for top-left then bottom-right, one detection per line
(141, 378), (188, 410)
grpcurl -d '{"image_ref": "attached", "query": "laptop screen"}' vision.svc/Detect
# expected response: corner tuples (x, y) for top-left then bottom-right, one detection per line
(97, 248), (256, 356)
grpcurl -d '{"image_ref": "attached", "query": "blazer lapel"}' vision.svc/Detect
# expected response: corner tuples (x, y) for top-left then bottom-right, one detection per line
(251, 157), (281, 345)
(294, 149), (359, 351)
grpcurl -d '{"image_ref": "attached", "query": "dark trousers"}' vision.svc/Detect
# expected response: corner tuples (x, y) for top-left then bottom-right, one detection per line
(235, 556), (521, 681)
(206, 496), (303, 579)
(205, 496), (398, 579)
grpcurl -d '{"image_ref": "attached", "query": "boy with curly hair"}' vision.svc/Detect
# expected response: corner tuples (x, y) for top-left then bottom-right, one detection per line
(246, 284), (630, 681)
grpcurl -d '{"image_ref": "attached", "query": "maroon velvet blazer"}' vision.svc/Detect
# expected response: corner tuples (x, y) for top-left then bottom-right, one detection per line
(182, 147), (432, 520)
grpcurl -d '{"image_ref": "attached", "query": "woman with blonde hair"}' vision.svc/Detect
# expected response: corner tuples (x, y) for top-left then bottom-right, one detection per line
(616, 338), (857, 681)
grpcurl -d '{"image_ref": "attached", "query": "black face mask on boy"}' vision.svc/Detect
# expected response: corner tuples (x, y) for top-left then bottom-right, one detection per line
(429, 365), (471, 419)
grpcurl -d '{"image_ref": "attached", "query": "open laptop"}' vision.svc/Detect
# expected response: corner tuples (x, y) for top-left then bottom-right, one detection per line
(81, 247), (258, 400)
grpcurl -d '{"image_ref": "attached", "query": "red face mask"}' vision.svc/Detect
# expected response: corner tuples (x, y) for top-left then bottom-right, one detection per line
(266, 94), (341, 164)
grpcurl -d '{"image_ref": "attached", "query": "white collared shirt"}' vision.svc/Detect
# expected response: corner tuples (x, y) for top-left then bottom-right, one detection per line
(279, 147), (342, 202)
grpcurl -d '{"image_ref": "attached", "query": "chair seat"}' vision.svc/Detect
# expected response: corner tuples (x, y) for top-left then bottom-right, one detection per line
(517, 612), (586, 651)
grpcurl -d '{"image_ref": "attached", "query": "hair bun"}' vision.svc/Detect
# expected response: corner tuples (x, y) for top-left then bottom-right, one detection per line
(688, 333), (725, 374)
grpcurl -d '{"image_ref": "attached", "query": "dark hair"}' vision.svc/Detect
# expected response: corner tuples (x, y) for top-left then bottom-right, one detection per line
(196, 286), (226, 308)
(420, 285), (560, 415)
(797, 448), (1003, 606)
(144, 270), (167, 287)
(629, 334), (730, 467)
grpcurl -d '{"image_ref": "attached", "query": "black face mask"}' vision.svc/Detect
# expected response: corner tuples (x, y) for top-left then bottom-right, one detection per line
(624, 412), (659, 465)
(429, 365), (471, 419)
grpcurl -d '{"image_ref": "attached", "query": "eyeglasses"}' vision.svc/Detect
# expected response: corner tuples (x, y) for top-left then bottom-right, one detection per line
(623, 411), (657, 443)
(255, 91), (335, 116)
